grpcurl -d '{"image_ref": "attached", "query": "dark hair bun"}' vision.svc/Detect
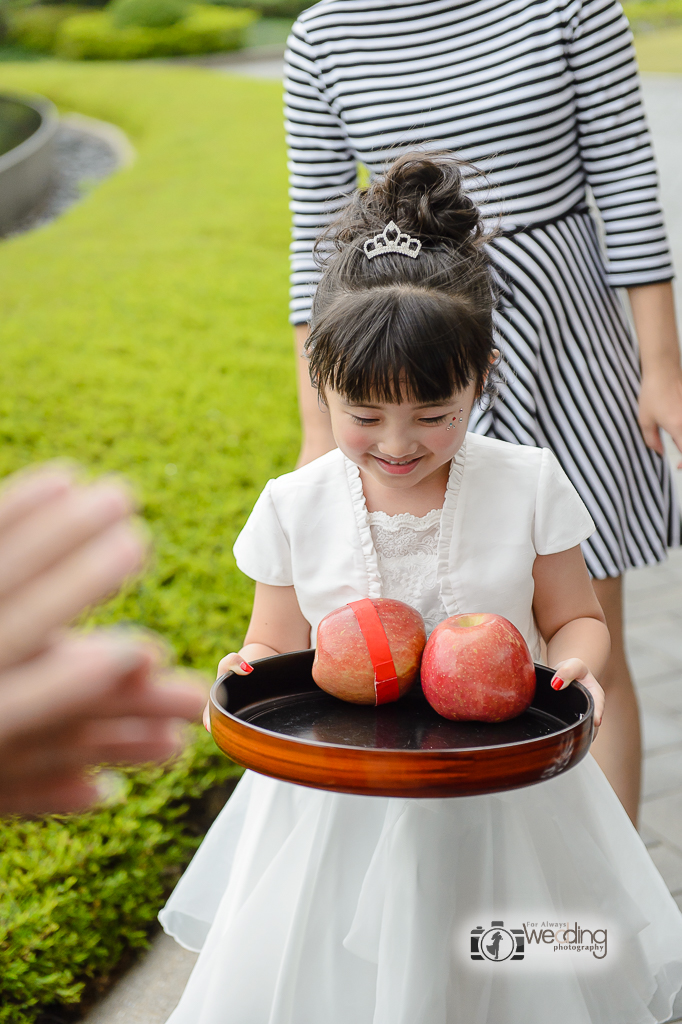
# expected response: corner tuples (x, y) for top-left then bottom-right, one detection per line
(325, 151), (485, 252)
(364, 152), (482, 246)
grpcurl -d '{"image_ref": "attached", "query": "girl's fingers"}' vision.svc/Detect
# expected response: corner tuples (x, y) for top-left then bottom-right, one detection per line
(550, 658), (589, 690)
(551, 659), (604, 729)
(202, 654), (257, 734)
(582, 678), (605, 729)
(208, 654), (254, 731)
(217, 653), (253, 678)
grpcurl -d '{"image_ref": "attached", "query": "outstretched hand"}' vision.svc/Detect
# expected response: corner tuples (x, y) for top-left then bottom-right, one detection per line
(0, 465), (206, 816)
(551, 658), (604, 734)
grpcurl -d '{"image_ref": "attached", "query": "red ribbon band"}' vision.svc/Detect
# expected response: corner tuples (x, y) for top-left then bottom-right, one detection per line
(348, 599), (400, 705)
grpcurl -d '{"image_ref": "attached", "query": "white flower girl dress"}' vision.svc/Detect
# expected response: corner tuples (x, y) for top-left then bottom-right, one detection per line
(160, 439), (682, 1024)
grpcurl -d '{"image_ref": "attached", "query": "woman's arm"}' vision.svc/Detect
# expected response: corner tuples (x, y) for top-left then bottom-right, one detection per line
(294, 323), (335, 466)
(566, 0), (673, 288)
(629, 281), (682, 466)
(532, 546), (610, 727)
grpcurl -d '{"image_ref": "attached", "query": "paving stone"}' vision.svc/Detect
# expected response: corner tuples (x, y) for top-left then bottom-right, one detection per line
(641, 710), (682, 753)
(641, 793), (682, 851)
(627, 617), (682, 665)
(83, 932), (197, 1024)
(643, 676), (682, 715)
(626, 587), (682, 622)
(639, 822), (665, 849)
(649, 843), (682, 895)
(626, 639), (682, 686)
(665, 977), (682, 1024)
(643, 749), (682, 800)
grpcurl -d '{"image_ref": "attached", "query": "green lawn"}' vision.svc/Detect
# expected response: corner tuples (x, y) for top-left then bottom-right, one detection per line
(0, 60), (297, 665)
(0, 60), (296, 1022)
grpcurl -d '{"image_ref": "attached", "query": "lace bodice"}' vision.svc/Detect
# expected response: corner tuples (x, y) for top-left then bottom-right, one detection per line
(368, 507), (449, 636)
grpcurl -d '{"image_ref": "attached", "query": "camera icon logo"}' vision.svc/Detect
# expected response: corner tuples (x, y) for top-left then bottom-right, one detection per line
(471, 921), (525, 961)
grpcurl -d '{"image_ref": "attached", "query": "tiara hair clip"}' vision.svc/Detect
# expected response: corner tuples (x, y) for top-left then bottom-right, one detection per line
(363, 221), (422, 260)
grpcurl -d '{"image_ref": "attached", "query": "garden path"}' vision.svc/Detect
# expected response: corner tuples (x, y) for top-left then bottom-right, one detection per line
(82, 69), (682, 1024)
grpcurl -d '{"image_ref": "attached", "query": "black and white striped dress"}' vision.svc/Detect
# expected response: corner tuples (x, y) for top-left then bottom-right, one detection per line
(284, 0), (680, 578)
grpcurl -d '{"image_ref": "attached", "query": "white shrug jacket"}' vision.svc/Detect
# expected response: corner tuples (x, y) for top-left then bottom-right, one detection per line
(233, 433), (594, 660)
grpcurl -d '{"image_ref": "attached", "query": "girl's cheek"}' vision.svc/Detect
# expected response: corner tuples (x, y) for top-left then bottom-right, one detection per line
(335, 423), (370, 451)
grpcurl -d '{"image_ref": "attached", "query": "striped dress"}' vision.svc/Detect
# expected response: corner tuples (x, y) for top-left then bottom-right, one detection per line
(284, 0), (680, 578)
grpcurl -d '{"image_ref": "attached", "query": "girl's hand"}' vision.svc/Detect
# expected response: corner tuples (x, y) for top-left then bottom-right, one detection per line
(202, 653), (254, 732)
(551, 659), (604, 734)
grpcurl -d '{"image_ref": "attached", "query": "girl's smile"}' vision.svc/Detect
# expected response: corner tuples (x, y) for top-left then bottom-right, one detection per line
(371, 453), (423, 475)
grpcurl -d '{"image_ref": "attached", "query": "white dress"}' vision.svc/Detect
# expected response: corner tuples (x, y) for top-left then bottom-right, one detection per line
(160, 444), (682, 1024)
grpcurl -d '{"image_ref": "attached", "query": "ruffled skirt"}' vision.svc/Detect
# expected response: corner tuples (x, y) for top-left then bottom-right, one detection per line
(160, 756), (682, 1024)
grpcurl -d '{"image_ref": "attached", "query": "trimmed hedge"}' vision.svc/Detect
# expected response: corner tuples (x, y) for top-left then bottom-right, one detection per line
(0, 740), (242, 1023)
(56, 4), (256, 57)
(6, 5), (89, 53)
(110, 0), (191, 28)
(0, 60), (294, 1021)
(225, 0), (309, 17)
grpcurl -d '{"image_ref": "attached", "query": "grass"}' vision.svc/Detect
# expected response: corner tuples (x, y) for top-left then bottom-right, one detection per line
(0, 60), (296, 664)
(0, 60), (296, 1021)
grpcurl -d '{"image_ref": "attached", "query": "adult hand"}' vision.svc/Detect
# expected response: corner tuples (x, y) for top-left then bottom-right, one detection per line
(629, 282), (682, 467)
(0, 466), (206, 816)
(638, 367), (682, 467)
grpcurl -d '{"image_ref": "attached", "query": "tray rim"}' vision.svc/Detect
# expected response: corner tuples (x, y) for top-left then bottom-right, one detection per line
(210, 649), (594, 757)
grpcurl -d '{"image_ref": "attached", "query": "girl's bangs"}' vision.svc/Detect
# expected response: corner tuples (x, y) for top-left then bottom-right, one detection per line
(310, 290), (479, 405)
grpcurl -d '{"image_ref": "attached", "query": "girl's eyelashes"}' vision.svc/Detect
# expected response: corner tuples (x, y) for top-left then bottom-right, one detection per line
(349, 414), (381, 426)
(348, 412), (454, 426)
(419, 414), (449, 425)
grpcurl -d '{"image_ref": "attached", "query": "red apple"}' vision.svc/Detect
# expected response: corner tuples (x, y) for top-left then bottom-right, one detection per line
(313, 598), (426, 705)
(421, 613), (536, 722)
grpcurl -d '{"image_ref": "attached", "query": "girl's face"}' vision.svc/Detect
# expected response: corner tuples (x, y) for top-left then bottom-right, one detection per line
(325, 380), (479, 492)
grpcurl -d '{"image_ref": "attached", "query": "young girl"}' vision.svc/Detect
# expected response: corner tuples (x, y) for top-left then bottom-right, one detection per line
(160, 155), (682, 1024)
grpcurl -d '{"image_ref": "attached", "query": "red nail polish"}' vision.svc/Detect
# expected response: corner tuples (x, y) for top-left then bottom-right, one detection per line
(240, 661), (254, 674)
(551, 674), (564, 690)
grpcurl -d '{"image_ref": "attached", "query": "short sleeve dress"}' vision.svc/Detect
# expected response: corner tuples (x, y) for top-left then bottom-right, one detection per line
(160, 437), (682, 1024)
(284, 0), (681, 579)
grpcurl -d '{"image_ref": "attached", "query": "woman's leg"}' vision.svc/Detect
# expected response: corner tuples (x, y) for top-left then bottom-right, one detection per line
(590, 574), (642, 825)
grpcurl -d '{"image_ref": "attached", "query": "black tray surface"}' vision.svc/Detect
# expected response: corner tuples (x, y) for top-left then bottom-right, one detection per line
(216, 649), (590, 753)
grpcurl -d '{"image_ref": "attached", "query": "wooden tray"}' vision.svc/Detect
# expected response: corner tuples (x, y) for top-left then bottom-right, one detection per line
(209, 650), (594, 798)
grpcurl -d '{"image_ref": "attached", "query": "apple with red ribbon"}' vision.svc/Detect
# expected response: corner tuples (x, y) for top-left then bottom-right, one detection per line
(313, 598), (426, 705)
(421, 612), (536, 722)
